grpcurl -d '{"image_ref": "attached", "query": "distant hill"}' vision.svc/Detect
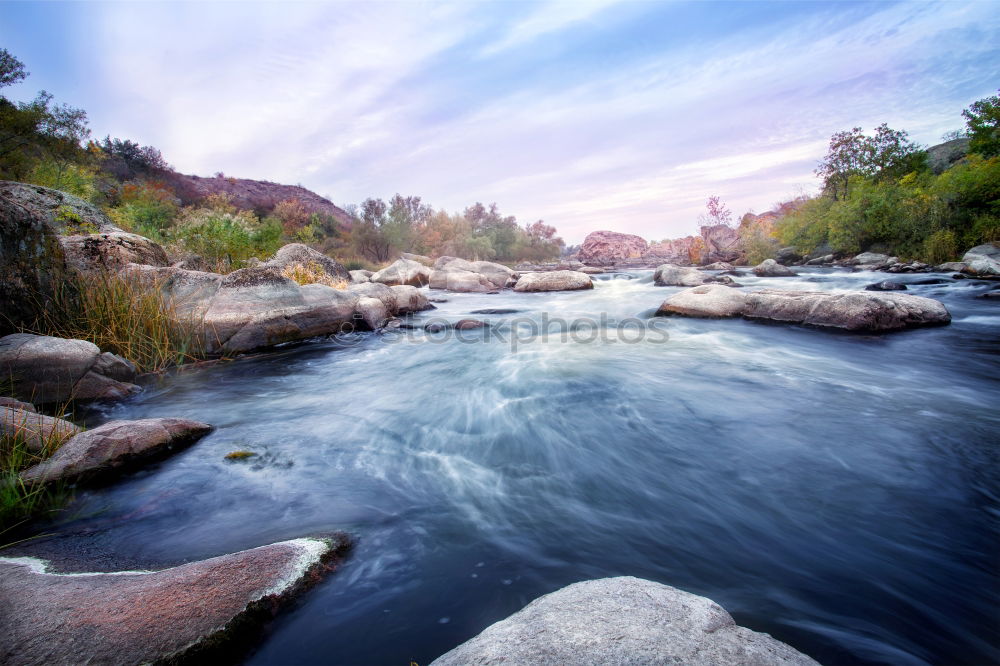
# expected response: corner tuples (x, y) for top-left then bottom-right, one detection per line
(163, 172), (354, 228)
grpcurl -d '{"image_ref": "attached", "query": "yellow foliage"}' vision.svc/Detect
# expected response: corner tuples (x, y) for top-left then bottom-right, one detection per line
(280, 262), (348, 289)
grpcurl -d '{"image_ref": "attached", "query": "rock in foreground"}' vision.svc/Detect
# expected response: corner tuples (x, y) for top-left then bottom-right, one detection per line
(657, 284), (950, 332)
(513, 270), (594, 292)
(432, 577), (817, 666)
(21, 417), (213, 485)
(0, 334), (139, 404)
(0, 536), (347, 665)
(0, 407), (82, 453)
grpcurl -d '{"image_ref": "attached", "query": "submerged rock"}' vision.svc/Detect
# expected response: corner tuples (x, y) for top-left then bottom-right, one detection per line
(0, 536), (348, 665)
(0, 334), (139, 404)
(752, 259), (796, 277)
(0, 406), (81, 453)
(20, 417), (213, 485)
(865, 280), (907, 291)
(431, 577), (817, 666)
(657, 284), (951, 332)
(513, 270), (593, 292)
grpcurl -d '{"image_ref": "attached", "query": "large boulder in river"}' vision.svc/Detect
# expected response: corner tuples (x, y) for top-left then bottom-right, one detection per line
(657, 284), (950, 332)
(654, 264), (712, 287)
(1, 406), (81, 453)
(0, 334), (139, 404)
(20, 417), (213, 485)
(431, 577), (817, 666)
(961, 242), (1000, 276)
(577, 231), (649, 265)
(429, 257), (518, 292)
(513, 270), (594, 292)
(0, 536), (348, 665)
(752, 259), (795, 277)
(390, 285), (433, 314)
(371, 258), (431, 287)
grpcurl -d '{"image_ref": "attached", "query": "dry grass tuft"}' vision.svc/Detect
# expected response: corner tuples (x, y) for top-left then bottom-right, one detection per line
(281, 262), (349, 289)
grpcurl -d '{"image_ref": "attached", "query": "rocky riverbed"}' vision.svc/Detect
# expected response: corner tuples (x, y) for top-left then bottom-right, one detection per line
(3, 263), (998, 664)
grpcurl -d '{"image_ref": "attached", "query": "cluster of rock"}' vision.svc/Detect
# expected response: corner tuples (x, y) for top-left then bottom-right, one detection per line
(432, 577), (818, 665)
(657, 284), (951, 332)
(772, 243), (1000, 277)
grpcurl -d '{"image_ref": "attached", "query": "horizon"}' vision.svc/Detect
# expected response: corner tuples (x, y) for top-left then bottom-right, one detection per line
(2, 1), (997, 244)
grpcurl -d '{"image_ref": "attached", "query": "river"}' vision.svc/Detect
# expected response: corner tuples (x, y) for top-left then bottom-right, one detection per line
(25, 268), (1000, 664)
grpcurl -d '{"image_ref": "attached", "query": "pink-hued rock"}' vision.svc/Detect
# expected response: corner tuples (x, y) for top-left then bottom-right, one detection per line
(578, 231), (649, 265)
(60, 232), (169, 273)
(0, 406), (82, 453)
(700, 224), (742, 264)
(20, 417), (213, 484)
(644, 236), (699, 265)
(0, 536), (349, 665)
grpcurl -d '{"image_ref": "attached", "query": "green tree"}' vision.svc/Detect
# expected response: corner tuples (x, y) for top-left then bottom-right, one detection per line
(0, 48), (28, 88)
(963, 90), (1000, 158)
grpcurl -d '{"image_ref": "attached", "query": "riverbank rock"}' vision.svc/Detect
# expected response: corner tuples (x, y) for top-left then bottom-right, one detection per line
(400, 252), (434, 266)
(578, 231), (649, 265)
(390, 285), (433, 314)
(775, 247), (802, 265)
(371, 258), (432, 287)
(1, 407), (82, 453)
(355, 297), (391, 330)
(936, 262), (968, 273)
(261, 243), (351, 283)
(962, 242), (1000, 275)
(753, 259), (796, 277)
(20, 417), (213, 485)
(513, 271), (594, 292)
(0, 334), (139, 404)
(431, 577), (817, 666)
(60, 232), (169, 273)
(0, 536), (347, 665)
(657, 285), (950, 332)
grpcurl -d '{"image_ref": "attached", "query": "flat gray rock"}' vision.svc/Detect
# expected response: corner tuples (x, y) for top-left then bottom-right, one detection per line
(0, 536), (346, 665)
(432, 577), (818, 665)
(21, 417), (213, 484)
(513, 270), (594, 292)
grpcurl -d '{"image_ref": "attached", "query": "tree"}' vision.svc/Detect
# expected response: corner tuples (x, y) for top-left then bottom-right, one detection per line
(963, 90), (1000, 158)
(98, 136), (169, 180)
(698, 195), (734, 227)
(816, 124), (922, 199)
(0, 48), (28, 88)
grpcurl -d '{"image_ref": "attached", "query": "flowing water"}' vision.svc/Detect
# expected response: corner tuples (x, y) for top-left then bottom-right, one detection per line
(22, 268), (1000, 664)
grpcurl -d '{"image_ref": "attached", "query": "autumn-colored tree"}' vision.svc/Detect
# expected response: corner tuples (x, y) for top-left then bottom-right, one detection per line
(698, 196), (734, 228)
(273, 198), (311, 234)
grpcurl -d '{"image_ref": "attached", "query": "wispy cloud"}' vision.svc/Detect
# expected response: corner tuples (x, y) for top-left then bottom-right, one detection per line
(3, 0), (996, 243)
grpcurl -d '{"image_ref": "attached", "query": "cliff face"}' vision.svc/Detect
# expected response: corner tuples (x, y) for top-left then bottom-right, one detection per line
(165, 173), (354, 229)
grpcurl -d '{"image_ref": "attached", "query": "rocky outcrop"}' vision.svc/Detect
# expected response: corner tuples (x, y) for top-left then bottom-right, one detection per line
(0, 536), (348, 665)
(432, 577), (817, 666)
(962, 242), (1000, 275)
(513, 271), (594, 292)
(260, 243), (351, 283)
(577, 231), (649, 265)
(753, 259), (795, 277)
(701, 224), (742, 264)
(643, 236), (700, 265)
(20, 417), (213, 485)
(59, 232), (169, 273)
(429, 257), (518, 293)
(657, 284), (951, 332)
(0, 334), (139, 404)
(371, 258), (431, 287)
(1, 407), (82, 453)
(927, 137), (970, 174)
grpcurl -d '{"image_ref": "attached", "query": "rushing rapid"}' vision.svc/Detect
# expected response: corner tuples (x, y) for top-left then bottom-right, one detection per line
(25, 268), (1000, 664)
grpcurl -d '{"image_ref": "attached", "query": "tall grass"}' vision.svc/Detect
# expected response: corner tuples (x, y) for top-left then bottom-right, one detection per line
(0, 418), (74, 541)
(24, 270), (205, 373)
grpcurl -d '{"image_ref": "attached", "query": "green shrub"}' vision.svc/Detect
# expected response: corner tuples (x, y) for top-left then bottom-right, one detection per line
(922, 229), (958, 264)
(26, 158), (101, 203)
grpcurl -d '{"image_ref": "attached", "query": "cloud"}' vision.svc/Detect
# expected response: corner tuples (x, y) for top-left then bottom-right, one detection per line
(24, 0), (997, 244)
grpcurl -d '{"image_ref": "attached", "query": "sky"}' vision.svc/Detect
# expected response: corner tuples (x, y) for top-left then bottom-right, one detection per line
(2, 1), (997, 244)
